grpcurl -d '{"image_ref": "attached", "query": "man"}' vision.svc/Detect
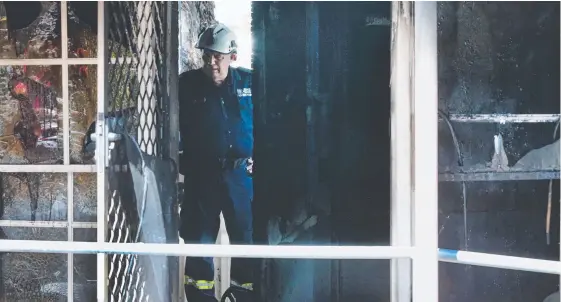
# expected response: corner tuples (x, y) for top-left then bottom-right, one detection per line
(178, 23), (256, 302)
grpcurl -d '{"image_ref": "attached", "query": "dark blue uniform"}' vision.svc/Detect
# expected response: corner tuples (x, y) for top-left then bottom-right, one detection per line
(178, 66), (255, 300)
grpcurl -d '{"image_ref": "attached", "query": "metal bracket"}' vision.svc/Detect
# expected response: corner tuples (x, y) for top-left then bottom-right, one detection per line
(438, 113), (560, 182)
(444, 113), (560, 123)
(439, 133), (560, 182)
(439, 170), (560, 182)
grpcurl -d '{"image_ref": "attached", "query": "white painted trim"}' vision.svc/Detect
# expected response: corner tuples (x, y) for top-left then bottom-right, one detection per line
(447, 113), (559, 123)
(0, 58), (97, 66)
(0, 240), (414, 259)
(60, 2), (75, 295)
(96, 1), (109, 301)
(390, 2), (413, 302)
(412, 2), (439, 302)
(439, 249), (561, 275)
(68, 171), (75, 301)
(0, 165), (96, 173)
(62, 1), (70, 166)
(215, 213), (230, 299)
(0, 220), (96, 228)
(0, 57), (138, 66)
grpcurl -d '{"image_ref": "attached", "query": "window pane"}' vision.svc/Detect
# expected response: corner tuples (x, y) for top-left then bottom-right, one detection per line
(0, 173), (67, 221)
(73, 172), (96, 222)
(67, 1), (98, 59)
(1, 226), (66, 241)
(74, 173), (97, 222)
(0, 228), (67, 301)
(69, 65), (97, 164)
(0, 2), (62, 59)
(73, 228), (96, 301)
(0, 66), (62, 164)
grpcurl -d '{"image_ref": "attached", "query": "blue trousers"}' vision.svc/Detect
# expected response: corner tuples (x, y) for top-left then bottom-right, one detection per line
(180, 167), (256, 299)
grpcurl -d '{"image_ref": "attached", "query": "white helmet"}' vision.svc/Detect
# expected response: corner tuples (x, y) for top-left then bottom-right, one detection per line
(196, 23), (238, 54)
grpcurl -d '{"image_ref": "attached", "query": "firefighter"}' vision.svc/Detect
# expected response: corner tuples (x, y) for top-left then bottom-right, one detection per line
(178, 23), (257, 302)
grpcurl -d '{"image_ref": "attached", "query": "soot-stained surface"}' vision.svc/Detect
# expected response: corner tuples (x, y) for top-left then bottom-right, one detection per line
(438, 2), (560, 302)
(254, 1), (559, 302)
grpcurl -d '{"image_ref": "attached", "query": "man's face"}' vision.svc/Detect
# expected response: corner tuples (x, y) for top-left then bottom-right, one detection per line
(202, 50), (235, 85)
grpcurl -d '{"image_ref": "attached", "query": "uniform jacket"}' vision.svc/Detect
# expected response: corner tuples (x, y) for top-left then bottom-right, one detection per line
(178, 66), (253, 179)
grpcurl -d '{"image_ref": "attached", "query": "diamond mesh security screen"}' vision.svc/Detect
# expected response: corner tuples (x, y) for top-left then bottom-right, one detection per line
(105, 2), (177, 301)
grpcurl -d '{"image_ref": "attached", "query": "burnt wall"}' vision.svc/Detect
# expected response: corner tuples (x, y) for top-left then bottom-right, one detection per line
(254, 1), (560, 302)
(437, 2), (560, 302)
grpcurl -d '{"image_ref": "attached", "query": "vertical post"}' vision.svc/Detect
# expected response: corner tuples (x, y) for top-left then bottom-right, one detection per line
(252, 4), (269, 300)
(60, 2), (74, 301)
(164, 2), (180, 301)
(96, 1), (109, 301)
(412, 1), (439, 302)
(305, 1), (320, 97)
(305, 3), (319, 302)
(305, 0), (319, 211)
(215, 214), (231, 298)
(390, 2), (413, 302)
(61, 2), (70, 166)
(305, 1), (320, 200)
(330, 3), (348, 301)
(67, 172), (74, 302)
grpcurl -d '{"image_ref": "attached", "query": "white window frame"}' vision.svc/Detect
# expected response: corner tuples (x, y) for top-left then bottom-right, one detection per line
(0, 2), (102, 301)
(0, 2), (560, 302)
(411, 2), (439, 301)
(390, 2), (413, 301)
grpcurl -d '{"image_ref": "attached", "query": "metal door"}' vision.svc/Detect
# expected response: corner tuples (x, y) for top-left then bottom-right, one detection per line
(97, 1), (179, 301)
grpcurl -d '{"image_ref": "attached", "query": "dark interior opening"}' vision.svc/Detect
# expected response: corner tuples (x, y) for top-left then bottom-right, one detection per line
(341, 3), (391, 245)
(252, 2), (393, 300)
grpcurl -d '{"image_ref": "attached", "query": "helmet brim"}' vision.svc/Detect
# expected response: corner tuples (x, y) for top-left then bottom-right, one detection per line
(196, 45), (234, 55)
